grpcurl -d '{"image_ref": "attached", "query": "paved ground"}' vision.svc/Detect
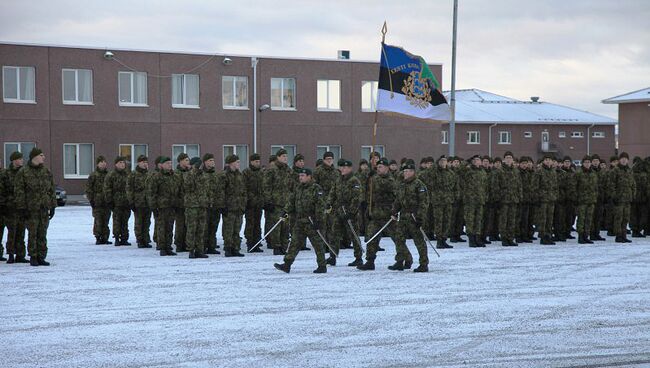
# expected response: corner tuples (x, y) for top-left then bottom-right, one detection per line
(2, 206), (649, 367)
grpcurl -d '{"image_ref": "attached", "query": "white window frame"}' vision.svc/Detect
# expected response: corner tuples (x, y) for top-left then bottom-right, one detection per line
(223, 144), (249, 169)
(270, 77), (296, 111)
(558, 131), (566, 138)
(63, 143), (94, 179)
(119, 144), (148, 169)
(467, 131), (480, 145)
(3, 142), (36, 167)
(361, 145), (385, 160)
(524, 131), (533, 138)
(361, 81), (378, 112)
(592, 131), (605, 138)
(172, 144), (201, 160)
(222, 76), (248, 110)
(317, 79), (341, 112)
(571, 131), (584, 138)
(498, 131), (512, 145)
(317, 145), (342, 162)
(441, 130), (449, 144)
(118, 71), (148, 107)
(62, 68), (93, 105)
(2, 66), (36, 104)
(171, 74), (200, 109)
(271, 145), (297, 165)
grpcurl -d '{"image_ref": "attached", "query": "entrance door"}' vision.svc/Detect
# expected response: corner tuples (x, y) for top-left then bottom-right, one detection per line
(541, 131), (549, 152)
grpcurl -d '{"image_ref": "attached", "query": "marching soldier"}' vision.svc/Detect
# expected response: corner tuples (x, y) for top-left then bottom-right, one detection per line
(14, 148), (56, 266)
(313, 151), (340, 249)
(273, 168), (329, 274)
(127, 155), (152, 248)
(534, 154), (559, 245)
(463, 155), (488, 247)
(327, 159), (363, 266)
(449, 157), (467, 243)
(355, 159), (370, 237)
(3, 152), (28, 263)
(174, 153), (192, 252)
(244, 153), (264, 252)
(609, 152), (636, 243)
(223, 154), (247, 257)
(575, 155), (598, 244)
(104, 156), (131, 246)
(429, 155), (457, 249)
(496, 151), (523, 246)
(263, 149), (294, 255)
(85, 156), (111, 245)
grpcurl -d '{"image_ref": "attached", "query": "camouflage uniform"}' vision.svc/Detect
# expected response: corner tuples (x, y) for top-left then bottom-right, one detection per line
(534, 164), (558, 242)
(355, 168), (370, 237)
(484, 167), (500, 241)
(553, 167), (575, 241)
(104, 167), (131, 243)
(609, 163), (636, 239)
(575, 166), (598, 238)
(496, 163), (523, 244)
(417, 168), (436, 239)
(328, 171), (363, 262)
(14, 161), (56, 261)
(127, 165), (151, 246)
(184, 166), (212, 255)
(450, 164), (467, 241)
(223, 166), (247, 253)
(243, 165), (264, 248)
(204, 167), (225, 253)
(519, 164), (537, 241)
(263, 161), (294, 251)
(462, 165), (488, 240)
(391, 175), (429, 268)
(148, 167), (182, 254)
(85, 167), (111, 242)
(630, 161), (648, 236)
(591, 165), (607, 239)
(430, 165), (457, 242)
(174, 165), (191, 252)
(0, 167), (7, 260)
(2, 163), (27, 260)
(364, 172), (397, 263)
(313, 163), (340, 245)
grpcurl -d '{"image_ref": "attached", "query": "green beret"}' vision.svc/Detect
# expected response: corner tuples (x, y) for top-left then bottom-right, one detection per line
(9, 151), (23, 161)
(298, 167), (312, 175)
(504, 151), (514, 158)
(177, 153), (189, 163)
(29, 147), (43, 160)
(402, 162), (416, 170)
(159, 156), (172, 163)
(249, 153), (261, 161)
(137, 155), (148, 163)
(269, 155), (277, 163)
(276, 149), (288, 157)
(225, 154), (239, 164)
(563, 156), (572, 162)
(114, 156), (127, 164)
(590, 154), (601, 161)
(337, 158), (345, 167)
(543, 153), (554, 160)
(316, 159), (323, 166)
(190, 157), (201, 168)
(619, 152), (629, 160)
(294, 153), (305, 163)
(377, 158), (390, 166)
(323, 151), (334, 159)
(202, 153), (214, 162)
(339, 159), (353, 167)
(610, 155), (619, 162)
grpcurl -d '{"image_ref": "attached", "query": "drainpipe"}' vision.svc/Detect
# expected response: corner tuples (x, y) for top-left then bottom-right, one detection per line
(252, 57), (258, 153)
(488, 123), (497, 157)
(586, 123), (595, 155)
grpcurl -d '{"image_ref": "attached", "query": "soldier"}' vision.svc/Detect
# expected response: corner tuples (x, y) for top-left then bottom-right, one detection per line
(313, 151), (340, 249)
(273, 168), (329, 274)
(3, 152), (27, 263)
(150, 156), (163, 248)
(174, 153), (191, 252)
(126, 155), (152, 248)
(204, 154), (224, 255)
(292, 154), (305, 181)
(104, 156), (131, 246)
(482, 156), (498, 244)
(518, 156), (536, 243)
(417, 156), (436, 240)
(263, 149), (294, 255)
(355, 159), (370, 237)
(496, 151), (523, 246)
(148, 156), (181, 255)
(184, 156), (210, 258)
(358, 158), (397, 270)
(388, 161), (429, 272)
(326, 159), (363, 266)
(388, 160), (399, 179)
(553, 156), (575, 242)
(449, 156), (467, 243)
(534, 154), (559, 245)
(430, 155), (457, 249)
(610, 152), (636, 243)
(0, 160), (7, 261)
(365, 152), (387, 252)
(85, 156), (111, 245)
(14, 148), (56, 266)
(243, 153), (264, 252)
(630, 158), (647, 237)
(463, 155), (488, 247)
(605, 155), (619, 236)
(262, 154), (277, 250)
(590, 154), (607, 241)
(222, 154), (247, 257)
(575, 155), (598, 244)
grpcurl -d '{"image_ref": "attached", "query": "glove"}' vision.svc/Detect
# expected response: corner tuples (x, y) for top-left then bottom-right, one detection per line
(49, 207), (56, 220)
(264, 204), (275, 212)
(219, 207), (228, 217)
(280, 210), (289, 220)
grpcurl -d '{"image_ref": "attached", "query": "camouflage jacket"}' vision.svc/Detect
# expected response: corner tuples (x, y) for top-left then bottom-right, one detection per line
(575, 167), (598, 205)
(462, 165), (488, 205)
(243, 166), (264, 209)
(557, 167), (576, 203)
(263, 161), (294, 208)
(328, 172), (362, 218)
(126, 166), (149, 208)
(609, 164), (636, 203)
(367, 172), (396, 220)
(1, 164), (22, 209)
(632, 164), (648, 203)
(204, 168), (225, 209)
(85, 168), (109, 207)
(519, 168), (537, 204)
(313, 164), (339, 196)
(224, 167), (247, 214)
(0, 168), (8, 209)
(183, 167), (212, 208)
(486, 168), (500, 204)
(285, 180), (327, 225)
(534, 165), (559, 203)
(104, 168), (130, 208)
(496, 164), (523, 204)
(429, 166), (458, 205)
(147, 168), (182, 209)
(592, 167), (607, 203)
(14, 161), (56, 211)
(175, 165), (192, 208)
(391, 176), (429, 221)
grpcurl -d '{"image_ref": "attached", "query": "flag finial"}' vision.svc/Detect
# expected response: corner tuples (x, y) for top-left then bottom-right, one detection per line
(381, 21), (387, 43)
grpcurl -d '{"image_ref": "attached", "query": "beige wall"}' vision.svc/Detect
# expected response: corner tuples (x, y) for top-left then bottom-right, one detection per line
(618, 102), (650, 158)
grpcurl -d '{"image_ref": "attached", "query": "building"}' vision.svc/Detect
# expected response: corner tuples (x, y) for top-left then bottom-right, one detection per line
(602, 87), (650, 158)
(438, 89), (617, 162)
(1, 42), (443, 195)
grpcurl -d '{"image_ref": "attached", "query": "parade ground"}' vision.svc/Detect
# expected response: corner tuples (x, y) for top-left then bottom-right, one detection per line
(2, 205), (649, 368)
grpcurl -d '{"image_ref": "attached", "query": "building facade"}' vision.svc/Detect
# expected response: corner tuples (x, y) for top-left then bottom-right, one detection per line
(603, 87), (650, 158)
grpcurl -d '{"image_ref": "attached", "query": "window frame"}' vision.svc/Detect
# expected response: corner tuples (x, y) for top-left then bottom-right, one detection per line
(317, 79), (341, 112)
(118, 71), (148, 107)
(2, 66), (36, 104)
(571, 131), (585, 138)
(171, 73), (200, 109)
(558, 131), (567, 138)
(441, 130), (449, 144)
(63, 143), (94, 179)
(222, 144), (249, 169)
(361, 145), (385, 160)
(270, 77), (297, 111)
(361, 80), (378, 112)
(498, 131), (512, 145)
(524, 131), (533, 138)
(119, 144), (148, 169)
(3, 142), (36, 167)
(222, 75), (249, 110)
(62, 68), (94, 105)
(467, 131), (480, 145)
(592, 131), (605, 138)
(172, 144), (201, 160)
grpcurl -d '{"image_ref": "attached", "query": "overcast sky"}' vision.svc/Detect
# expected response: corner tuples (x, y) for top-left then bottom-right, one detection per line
(2, 0), (648, 119)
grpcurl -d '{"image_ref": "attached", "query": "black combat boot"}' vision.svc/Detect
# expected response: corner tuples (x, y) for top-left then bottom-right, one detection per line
(114, 237), (121, 246)
(232, 250), (245, 257)
(623, 235), (632, 243)
(274, 262), (291, 273)
(326, 256), (336, 266)
(468, 235), (479, 248)
(0, 253), (6, 262)
(510, 239), (519, 246)
(502, 240), (510, 247)
(38, 258), (50, 266)
(206, 248), (220, 255)
(357, 260), (375, 270)
(541, 235), (555, 245)
(143, 242), (153, 248)
(377, 246), (386, 251)
(160, 249), (177, 256)
(224, 248), (234, 257)
(347, 258), (363, 267)
(15, 256), (29, 263)
(476, 236), (486, 247)
(300, 245), (311, 251)
(614, 236), (625, 243)
(413, 264), (429, 273)
(591, 233), (605, 241)
(176, 245), (188, 252)
(584, 233), (594, 244)
(437, 238), (453, 249)
(313, 265), (327, 273)
(404, 259), (413, 269)
(104, 237), (113, 245)
(189, 250), (196, 258)
(7, 254), (15, 264)
(95, 237), (102, 245)
(273, 247), (286, 256)
(578, 234), (587, 244)
(387, 261), (404, 271)
(30, 257), (39, 266)
(632, 231), (643, 238)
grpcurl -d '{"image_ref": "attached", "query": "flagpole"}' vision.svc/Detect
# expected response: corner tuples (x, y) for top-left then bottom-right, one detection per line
(449, 0), (458, 156)
(369, 21), (387, 215)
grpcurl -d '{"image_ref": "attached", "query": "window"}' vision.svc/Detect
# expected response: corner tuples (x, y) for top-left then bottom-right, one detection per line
(63, 143), (94, 178)
(571, 131), (584, 138)
(3, 142), (35, 167)
(441, 130), (449, 144)
(317, 80), (341, 111)
(119, 144), (148, 169)
(524, 131), (533, 138)
(271, 77), (296, 110)
(361, 145), (385, 161)
(172, 74), (199, 108)
(119, 71), (147, 106)
(559, 131), (566, 138)
(467, 131), (480, 144)
(592, 131), (605, 138)
(62, 69), (93, 104)
(271, 145), (297, 165)
(317, 145), (341, 163)
(172, 144), (200, 161)
(498, 131), (512, 144)
(3, 66), (35, 103)
(222, 76), (248, 109)
(223, 145), (249, 169)
(361, 81), (378, 112)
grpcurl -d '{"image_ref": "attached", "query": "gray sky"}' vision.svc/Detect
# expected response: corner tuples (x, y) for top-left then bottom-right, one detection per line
(2, 0), (648, 118)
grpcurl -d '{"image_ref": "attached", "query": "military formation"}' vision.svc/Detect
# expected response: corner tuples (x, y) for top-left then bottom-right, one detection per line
(1, 148), (647, 273)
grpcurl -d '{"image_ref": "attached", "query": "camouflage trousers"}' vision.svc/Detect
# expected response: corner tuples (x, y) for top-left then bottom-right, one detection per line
(536, 202), (555, 238)
(432, 203), (452, 239)
(5, 210), (26, 258)
(157, 208), (175, 251)
(112, 206), (130, 241)
(284, 221), (327, 268)
(364, 216), (396, 262)
(0, 214), (4, 257)
(451, 201), (464, 237)
(630, 202), (648, 233)
(391, 215), (427, 266)
(266, 208), (289, 250)
(553, 201), (571, 237)
(499, 203), (519, 241)
(518, 203), (534, 239)
(463, 202), (484, 236)
(185, 207), (207, 253)
(331, 214), (362, 260)
(591, 201), (605, 236)
(244, 207), (262, 246)
(204, 208), (221, 252)
(174, 207), (187, 250)
(605, 202), (615, 232)
(133, 207), (151, 245)
(576, 204), (595, 235)
(92, 206), (111, 239)
(152, 210), (159, 244)
(613, 203), (631, 237)
(223, 212), (244, 251)
(483, 203), (499, 238)
(424, 204), (435, 238)
(357, 205), (368, 237)
(26, 209), (50, 260)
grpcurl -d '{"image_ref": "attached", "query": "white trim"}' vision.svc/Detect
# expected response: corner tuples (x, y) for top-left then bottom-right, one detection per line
(467, 131), (480, 145)
(2, 66), (36, 103)
(559, 131), (566, 138)
(571, 131), (585, 138)
(118, 71), (148, 106)
(269, 107), (297, 111)
(361, 81), (379, 112)
(441, 130), (449, 144)
(222, 75), (248, 109)
(524, 131), (533, 138)
(497, 131), (512, 145)
(270, 77), (296, 110)
(62, 68), (93, 104)
(63, 143), (94, 179)
(171, 104), (200, 109)
(171, 73), (200, 108)
(592, 131), (605, 138)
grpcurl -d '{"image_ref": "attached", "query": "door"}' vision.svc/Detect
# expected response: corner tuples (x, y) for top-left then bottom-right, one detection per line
(541, 131), (549, 152)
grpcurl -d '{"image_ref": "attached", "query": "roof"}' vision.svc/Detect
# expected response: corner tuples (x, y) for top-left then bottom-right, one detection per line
(443, 89), (616, 126)
(602, 87), (650, 104)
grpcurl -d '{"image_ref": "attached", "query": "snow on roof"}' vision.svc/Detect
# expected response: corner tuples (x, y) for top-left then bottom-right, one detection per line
(602, 87), (650, 104)
(443, 89), (616, 125)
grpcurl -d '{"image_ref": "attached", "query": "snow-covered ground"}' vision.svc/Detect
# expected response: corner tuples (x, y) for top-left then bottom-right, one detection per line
(1, 206), (649, 368)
